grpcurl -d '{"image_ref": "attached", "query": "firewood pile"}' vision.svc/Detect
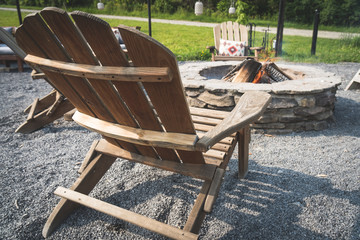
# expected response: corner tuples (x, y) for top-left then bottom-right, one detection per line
(221, 59), (293, 84)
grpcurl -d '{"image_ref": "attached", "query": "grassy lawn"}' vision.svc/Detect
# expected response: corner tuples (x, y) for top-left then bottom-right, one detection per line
(2, 4), (360, 33)
(1, 9), (359, 63)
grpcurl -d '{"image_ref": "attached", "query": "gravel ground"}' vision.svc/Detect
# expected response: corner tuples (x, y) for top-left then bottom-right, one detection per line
(0, 62), (359, 240)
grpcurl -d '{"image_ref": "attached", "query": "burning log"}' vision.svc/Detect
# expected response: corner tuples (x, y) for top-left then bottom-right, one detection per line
(222, 59), (293, 84)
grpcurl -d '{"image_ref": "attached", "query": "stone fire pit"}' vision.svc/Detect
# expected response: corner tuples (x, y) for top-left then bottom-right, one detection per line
(179, 61), (342, 134)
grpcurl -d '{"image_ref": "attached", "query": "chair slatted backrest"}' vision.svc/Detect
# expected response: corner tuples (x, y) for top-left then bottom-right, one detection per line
(214, 21), (248, 51)
(16, 7), (205, 164)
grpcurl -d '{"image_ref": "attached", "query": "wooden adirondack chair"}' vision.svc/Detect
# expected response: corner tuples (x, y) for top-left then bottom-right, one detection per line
(17, 8), (271, 239)
(0, 26), (75, 133)
(207, 21), (264, 61)
(0, 27), (24, 72)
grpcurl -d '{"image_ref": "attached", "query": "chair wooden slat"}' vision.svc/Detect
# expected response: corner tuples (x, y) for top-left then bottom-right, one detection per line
(14, 13), (94, 116)
(221, 22), (227, 40)
(55, 187), (198, 240)
(119, 26), (205, 164)
(192, 115), (222, 126)
(17, 9), (136, 152)
(190, 106), (229, 119)
(197, 132), (234, 145)
(40, 7), (98, 65)
(16, 12), (70, 61)
(204, 149), (225, 160)
(214, 24), (221, 51)
(227, 21), (234, 41)
(240, 24), (248, 43)
(17, 9), (271, 239)
(41, 8), (158, 157)
(233, 22), (240, 41)
(71, 11), (179, 162)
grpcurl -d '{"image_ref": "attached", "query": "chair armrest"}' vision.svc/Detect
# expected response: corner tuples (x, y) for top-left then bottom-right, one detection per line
(250, 46), (265, 51)
(0, 27), (26, 59)
(195, 91), (271, 151)
(206, 46), (216, 53)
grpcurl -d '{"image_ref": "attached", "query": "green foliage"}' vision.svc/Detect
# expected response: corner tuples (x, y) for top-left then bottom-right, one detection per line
(1, 9), (360, 63)
(154, 0), (180, 14)
(2, 0), (359, 27)
(235, 0), (249, 24)
(216, 0), (229, 13)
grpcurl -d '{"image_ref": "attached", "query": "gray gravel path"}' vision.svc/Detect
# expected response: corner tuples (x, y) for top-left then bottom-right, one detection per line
(0, 62), (359, 239)
(1, 7), (359, 39)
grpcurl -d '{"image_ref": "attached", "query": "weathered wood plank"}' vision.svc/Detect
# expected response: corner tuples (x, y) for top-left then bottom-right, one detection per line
(204, 168), (225, 213)
(78, 140), (99, 174)
(238, 126), (250, 179)
(240, 24), (248, 43)
(73, 111), (199, 152)
(194, 123), (236, 137)
(72, 11), (179, 161)
(25, 55), (173, 83)
(196, 91), (271, 151)
(55, 187), (198, 240)
(183, 181), (211, 233)
(345, 68), (360, 90)
(119, 26), (205, 164)
(221, 22), (227, 40)
(191, 115), (222, 126)
(203, 150), (225, 160)
(196, 132), (234, 145)
(190, 107), (229, 119)
(233, 22), (240, 42)
(26, 98), (39, 121)
(15, 98), (74, 133)
(213, 24), (221, 52)
(43, 154), (116, 237)
(38, 7), (148, 154)
(95, 139), (216, 181)
(227, 21), (234, 41)
(214, 55), (251, 61)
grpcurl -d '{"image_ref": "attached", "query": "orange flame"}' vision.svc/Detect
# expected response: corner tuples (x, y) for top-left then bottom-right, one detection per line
(253, 70), (264, 83)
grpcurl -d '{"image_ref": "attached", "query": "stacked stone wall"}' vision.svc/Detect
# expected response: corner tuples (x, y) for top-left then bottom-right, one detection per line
(184, 82), (339, 134)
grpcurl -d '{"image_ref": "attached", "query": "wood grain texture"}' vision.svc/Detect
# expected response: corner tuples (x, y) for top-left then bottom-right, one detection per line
(213, 24), (221, 52)
(72, 11), (179, 161)
(240, 24), (248, 43)
(25, 55), (173, 83)
(42, 154), (116, 237)
(55, 187), (198, 240)
(204, 168), (225, 213)
(73, 111), (200, 151)
(233, 22), (240, 42)
(190, 107), (229, 119)
(227, 21), (234, 41)
(119, 26), (205, 164)
(95, 139), (216, 181)
(196, 91), (271, 150)
(238, 126), (250, 179)
(36, 7), (145, 154)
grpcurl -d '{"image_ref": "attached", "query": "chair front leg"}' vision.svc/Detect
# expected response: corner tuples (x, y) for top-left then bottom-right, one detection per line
(237, 125), (250, 179)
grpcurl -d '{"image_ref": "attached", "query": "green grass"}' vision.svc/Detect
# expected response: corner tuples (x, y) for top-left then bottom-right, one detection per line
(1, 9), (360, 63)
(104, 18), (213, 61)
(2, 4), (360, 33)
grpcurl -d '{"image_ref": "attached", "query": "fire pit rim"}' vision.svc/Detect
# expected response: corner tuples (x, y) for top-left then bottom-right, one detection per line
(180, 61), (341, 95)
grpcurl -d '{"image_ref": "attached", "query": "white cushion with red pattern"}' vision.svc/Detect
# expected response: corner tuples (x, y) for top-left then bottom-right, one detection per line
(219, 39), (246, 57)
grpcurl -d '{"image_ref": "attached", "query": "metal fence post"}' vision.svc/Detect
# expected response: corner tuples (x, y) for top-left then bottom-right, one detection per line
(311, 9), (320, 55)
(275, 0), (285, 57)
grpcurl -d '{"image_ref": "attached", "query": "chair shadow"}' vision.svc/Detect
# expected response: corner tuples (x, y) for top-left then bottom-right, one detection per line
(206, 160), (360, 239)
(50, 157), (359, 239)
